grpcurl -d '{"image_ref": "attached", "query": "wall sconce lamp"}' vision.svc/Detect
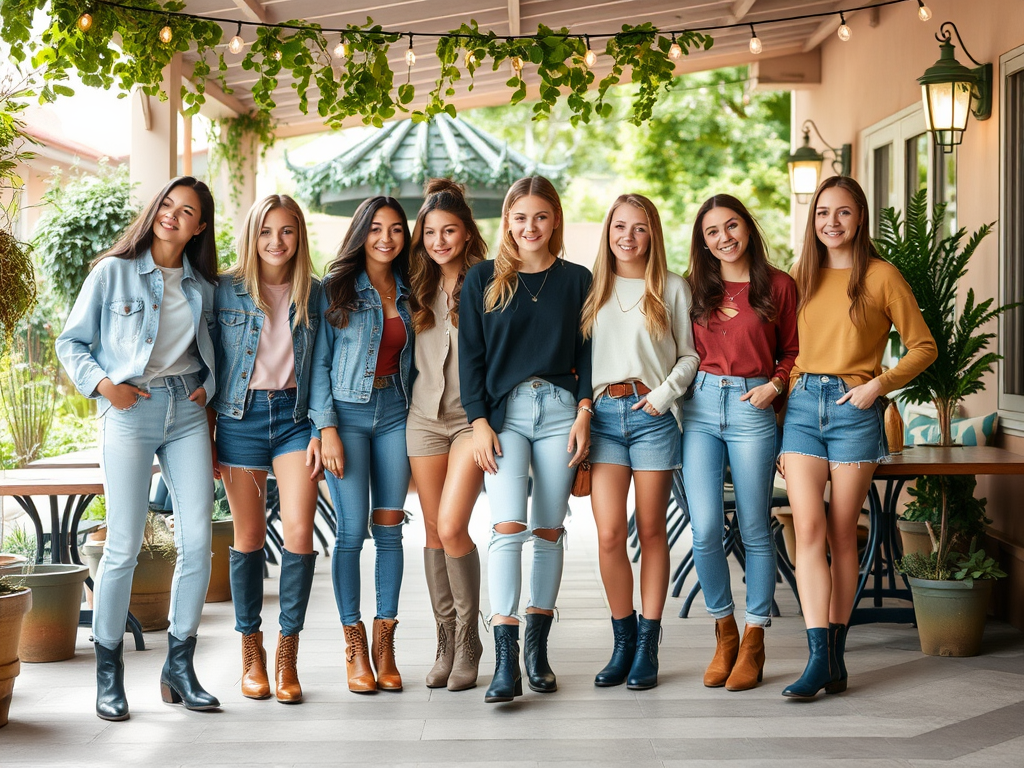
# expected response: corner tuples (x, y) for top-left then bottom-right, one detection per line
(787, 119), (852, 202)
(918, 21), (992, 153)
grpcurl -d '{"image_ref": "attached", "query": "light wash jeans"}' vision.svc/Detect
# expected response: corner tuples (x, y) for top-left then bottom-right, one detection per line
(484, 380), (578, 619)
(96, 374), (214, 648)
(681, 372), (777, 626)
(322, 381), (410, 626)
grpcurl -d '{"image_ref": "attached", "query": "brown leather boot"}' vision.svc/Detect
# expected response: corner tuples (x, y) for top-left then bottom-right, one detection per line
(343, 622), (376, 694)
(725, 625), (766, 691)
(703, 614), (739, 688)
(446, 547), (483, 691)
(241, 631), (271, 700)
(371, 618), (403, 691)
(275, 633), (302, 704)
(424, 548), (456, 688)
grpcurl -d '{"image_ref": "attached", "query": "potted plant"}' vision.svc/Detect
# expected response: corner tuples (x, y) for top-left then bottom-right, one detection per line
(0, 561), (89, 663)
(0, 575), (32, 727)
(206, 481), (233, 603)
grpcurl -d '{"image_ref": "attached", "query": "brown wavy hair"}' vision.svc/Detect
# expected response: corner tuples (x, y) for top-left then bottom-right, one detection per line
(581, 194), (669, 339)
(484, 176), (564, 313)
(686, 194), (778, 326)
(792, 176), (879, 325)
(409, 179), (488, 333)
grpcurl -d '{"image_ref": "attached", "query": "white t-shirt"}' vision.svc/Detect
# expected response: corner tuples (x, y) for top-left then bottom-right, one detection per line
(136, 266), (200, 384)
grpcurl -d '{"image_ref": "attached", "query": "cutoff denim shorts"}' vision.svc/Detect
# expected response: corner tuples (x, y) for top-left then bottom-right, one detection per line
(215, 389), (311, 472)
(589, 385), (681, 471)
(780, 374), (889, 465)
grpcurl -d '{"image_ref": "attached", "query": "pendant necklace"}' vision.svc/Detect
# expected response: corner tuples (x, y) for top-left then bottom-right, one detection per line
(718, 281), (749, 335)
(722, 282), (749, 303)
(517, 267), (551, 303)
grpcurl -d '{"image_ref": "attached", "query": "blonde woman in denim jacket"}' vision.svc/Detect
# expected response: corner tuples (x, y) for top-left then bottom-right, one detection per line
(57, 177), (220, 721)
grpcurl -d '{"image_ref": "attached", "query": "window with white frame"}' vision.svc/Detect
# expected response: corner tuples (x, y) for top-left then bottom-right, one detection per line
(999, 44), (1024, 427)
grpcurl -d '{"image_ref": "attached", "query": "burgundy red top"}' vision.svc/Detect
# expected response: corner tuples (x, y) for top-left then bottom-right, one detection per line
(374, 315), (407, 377)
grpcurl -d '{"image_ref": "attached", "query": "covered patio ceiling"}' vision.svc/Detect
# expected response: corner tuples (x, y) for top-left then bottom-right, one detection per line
(189, 0), (857, 136)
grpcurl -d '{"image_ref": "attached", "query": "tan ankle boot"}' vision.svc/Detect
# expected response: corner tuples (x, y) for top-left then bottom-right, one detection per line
(726, 625), (765, 691)
(241, 631), (271, 699)
(703, 614), (739, 688)
(275, 633), (302, 703)
(446, 548), (483, 691)
(371, 618), (403, 691)
(423, 548), (456, 688)
(343, 622), (376, 694)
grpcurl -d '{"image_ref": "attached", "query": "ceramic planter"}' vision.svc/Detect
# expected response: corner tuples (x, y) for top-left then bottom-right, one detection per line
(897, 519), (933, 558)
(0, 564), (89, 663)
(908, 576), (993, 657)
(81, 542), (176, 632)
(206, 519), (233, 603)
(0, 587), (32, 727)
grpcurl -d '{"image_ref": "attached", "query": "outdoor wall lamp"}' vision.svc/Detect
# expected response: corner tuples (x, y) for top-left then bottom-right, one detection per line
(918, 21), (992, 154)
(787, 120), (851, 203)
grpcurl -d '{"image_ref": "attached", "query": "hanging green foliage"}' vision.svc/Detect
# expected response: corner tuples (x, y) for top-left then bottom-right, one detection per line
(207, 110), (277, 204)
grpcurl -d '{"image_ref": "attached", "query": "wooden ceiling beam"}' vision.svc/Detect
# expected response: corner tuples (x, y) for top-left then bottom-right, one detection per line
(232, 0), (268, 24)
(729, 0), (758, 24)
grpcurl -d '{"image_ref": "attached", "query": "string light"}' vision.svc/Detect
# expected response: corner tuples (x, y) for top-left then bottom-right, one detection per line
(669, 33), (682, 60)
(748, 25), (762, 55)
(77, 12), (93, 32)
(583, 36), (597, 68)
(916, 1), (932, 21)
(837, 12), (852, 42)
(159, 23), (173, 44)
(334, 38), (349, 58)
(405, 33), (416, 67)
(228, 22), (244, 54)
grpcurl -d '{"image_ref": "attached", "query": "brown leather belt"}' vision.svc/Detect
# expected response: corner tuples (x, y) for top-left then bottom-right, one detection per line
(373, 375), (395, 389)
(606, 381), (651, 399)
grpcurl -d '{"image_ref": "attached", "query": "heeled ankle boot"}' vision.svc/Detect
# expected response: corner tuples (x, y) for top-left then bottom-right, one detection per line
(446, 547), (483, 691)
(725, 625), (766, 691)
(424, 548), (456, 688)
(627, 614), (661, 690)
(240, 631), (271, 699)
(160, 633), (220, 711)
(343, 622), (376, 694)
(594, 611), (637, 687)
(524, 612), (557, 693)
(703, 614), (740, 688)
(95, 641), (129, 721)
(782, 627), (833, 699)
(371, 618), (403, 691)
(484, 624), (523, 703)
(825, 623), (848, 694)
(275, 633), (302, 703)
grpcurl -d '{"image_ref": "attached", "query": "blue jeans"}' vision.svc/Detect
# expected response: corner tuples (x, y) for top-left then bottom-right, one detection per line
(96, 374), (214, 648)
(681, 373), (777, 626)
(484, 380), (578, 619)
(322, 381), (410, 626)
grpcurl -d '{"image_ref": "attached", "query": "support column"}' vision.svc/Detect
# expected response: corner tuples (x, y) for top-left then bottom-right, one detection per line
(130, 54), (182, 204)
(219, 122), (258, 235)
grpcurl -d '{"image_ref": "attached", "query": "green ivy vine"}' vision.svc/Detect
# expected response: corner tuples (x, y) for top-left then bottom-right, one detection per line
(207, 110), (277, 204)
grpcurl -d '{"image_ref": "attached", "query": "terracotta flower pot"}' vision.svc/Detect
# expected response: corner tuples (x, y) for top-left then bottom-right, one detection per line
(1, 564), (89, 663)
(81, 542), (176, 632)
(206, 519), (234, 603)
(908, 576), (992, 657)
(0, 587), (32, 727)
(897, 519), (933, 558)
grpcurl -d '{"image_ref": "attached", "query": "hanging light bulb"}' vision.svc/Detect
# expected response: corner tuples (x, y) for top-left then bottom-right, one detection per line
(159, 24), (173, 44)
(669, 33), (682, 60)
(837, 12), (852, 42)
(77, 12), (93, 32)
(917, 1), (933, 21)
(228, 22), (244, 54)
(334, 38), (349, 58)
(405, 33), (416, 68)
(583, 36), (597, 68)
(271, 48), (282, 61)
(748, 25), (762, 55)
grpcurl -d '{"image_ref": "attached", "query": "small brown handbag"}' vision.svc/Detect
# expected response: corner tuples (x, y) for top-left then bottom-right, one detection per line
(571, 459), (592, 497)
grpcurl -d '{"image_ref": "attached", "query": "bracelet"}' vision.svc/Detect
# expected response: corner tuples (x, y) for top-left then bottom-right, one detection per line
(770, 379), (783, 395)
(577, 405), (595, 417)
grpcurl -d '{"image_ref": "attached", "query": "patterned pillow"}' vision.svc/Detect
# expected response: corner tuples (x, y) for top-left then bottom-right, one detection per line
(897, 402), (999, 446)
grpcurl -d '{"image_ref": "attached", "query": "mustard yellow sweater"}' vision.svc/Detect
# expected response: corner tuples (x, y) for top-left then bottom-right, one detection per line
(790, 259), (937, 394)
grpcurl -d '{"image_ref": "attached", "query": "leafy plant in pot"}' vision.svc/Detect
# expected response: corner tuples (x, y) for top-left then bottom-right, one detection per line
(0, 575), (32, 727)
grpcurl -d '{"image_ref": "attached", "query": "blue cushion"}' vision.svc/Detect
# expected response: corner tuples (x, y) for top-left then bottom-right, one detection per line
(896, 400), (998, 446)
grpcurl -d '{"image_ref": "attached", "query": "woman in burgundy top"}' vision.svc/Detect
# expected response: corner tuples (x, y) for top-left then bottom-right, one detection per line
(683, 194), (798, 692)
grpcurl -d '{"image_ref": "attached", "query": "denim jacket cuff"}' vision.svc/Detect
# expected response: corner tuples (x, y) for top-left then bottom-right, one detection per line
(80, 365), (109, 400)
(200, 373), (216, 402)
(309, 408), (339, 430)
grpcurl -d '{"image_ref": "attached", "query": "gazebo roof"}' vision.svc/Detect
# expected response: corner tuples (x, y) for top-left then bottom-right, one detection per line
(288, 114), (567, 218)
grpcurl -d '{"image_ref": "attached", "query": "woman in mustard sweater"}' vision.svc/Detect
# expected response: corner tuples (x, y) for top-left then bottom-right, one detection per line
(779, 176), (936, 699)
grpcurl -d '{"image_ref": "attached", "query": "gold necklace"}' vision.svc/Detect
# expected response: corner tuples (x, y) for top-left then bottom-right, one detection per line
(517, 268), (552, 303)
(373, 279), (396, 300)
(613, 284), (644, 313)
(722, 282), (749, 302)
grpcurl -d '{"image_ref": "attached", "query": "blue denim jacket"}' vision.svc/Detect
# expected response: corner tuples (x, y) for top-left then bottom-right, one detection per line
(209, 275), (323, 422)
(56, 250), (217, 416)
(308, 269), (413, 430)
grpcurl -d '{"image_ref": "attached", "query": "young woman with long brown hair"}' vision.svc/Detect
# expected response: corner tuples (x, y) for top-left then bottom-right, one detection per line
(407, 179), (487, 691)
(583, 194), (698, 690)
(683, 194), (798, 692)
(459, 176), (592, 703)
(780, 176), (936, 698)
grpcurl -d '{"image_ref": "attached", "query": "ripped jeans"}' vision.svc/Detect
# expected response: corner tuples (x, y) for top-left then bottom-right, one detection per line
(485, 380), (578, 620)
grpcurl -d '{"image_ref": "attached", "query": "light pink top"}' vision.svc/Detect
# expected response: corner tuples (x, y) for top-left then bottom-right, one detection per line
(249, 282), (297, 391)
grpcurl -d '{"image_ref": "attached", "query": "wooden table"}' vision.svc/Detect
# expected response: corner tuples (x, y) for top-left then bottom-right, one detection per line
(851, 445), (1024, 625)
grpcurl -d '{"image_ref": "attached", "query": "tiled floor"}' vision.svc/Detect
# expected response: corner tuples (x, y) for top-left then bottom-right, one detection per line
(3, 491), (1023, 767)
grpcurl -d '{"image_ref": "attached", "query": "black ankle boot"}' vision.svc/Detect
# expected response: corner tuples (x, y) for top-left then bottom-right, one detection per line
(160, 634), (221, 711)
(627, 614), (661, 690)
(595, 612), (637, 687)
(782, 627), (833, 699)
(484, 624), (523, 703)
(825, 623), (848, 694)
(524, 613), (557, 693)
(95, 641), (129, 721)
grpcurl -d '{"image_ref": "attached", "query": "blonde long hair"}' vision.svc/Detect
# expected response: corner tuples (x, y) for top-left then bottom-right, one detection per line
(484, 176), (565, 313)
(581, 194), (669, 339)
(226, 194), (315, 327)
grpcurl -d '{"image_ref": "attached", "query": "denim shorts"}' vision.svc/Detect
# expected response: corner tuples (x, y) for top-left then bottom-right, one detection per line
(216, 389), (311, 472)
(590, 386), (681, 471)
(780, 374), (889, 465)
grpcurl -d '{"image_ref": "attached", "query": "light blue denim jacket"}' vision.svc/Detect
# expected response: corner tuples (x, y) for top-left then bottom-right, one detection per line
(209, 275), (323, 422)
(56, 250), (217, 416)
(308, 269), (413, 430)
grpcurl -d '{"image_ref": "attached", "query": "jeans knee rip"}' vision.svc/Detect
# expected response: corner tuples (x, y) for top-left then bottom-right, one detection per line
(531, 526), (566, 549)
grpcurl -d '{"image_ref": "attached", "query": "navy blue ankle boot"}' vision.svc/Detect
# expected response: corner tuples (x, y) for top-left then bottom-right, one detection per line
(95, 641), (129, 721)
(595, 611), (637, 687)
(627, 615), (661, 690)
(484, 624), (523, 703)
(825, 623), (848, 694)
(524, 613), (557, 692)
(782, 627), (833, 699)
